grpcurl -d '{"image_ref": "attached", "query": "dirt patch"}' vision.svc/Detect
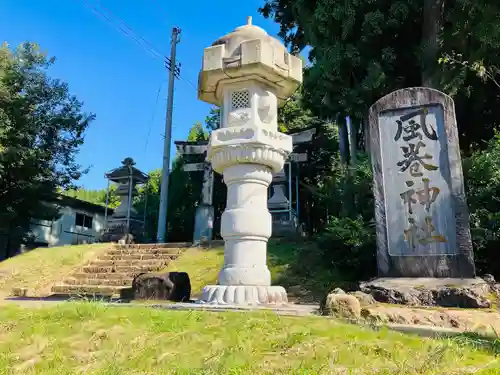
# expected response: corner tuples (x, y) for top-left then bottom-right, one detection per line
(362, 304), (500, 334)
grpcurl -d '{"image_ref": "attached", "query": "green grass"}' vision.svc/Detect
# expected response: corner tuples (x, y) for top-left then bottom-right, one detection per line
(0, 302), (498, 374)
(157, 239), (334, 301)
(0, 244), (109, 299)
(165, 246), (224, 297)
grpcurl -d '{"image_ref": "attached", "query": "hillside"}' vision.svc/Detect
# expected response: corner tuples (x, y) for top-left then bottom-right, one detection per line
(0, 244), (110, 300)
(0, 239), (332, 302)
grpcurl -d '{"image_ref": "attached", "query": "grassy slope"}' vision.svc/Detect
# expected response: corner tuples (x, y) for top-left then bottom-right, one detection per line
(0, 239), (332, 301)
(0, 244), (109, 299)
(164, 240), (325, 299)
(166, 246), (224, 297)
(0, 302), (498, 374)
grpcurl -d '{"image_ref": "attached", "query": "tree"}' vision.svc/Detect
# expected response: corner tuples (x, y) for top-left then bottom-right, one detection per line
(260, 0), (500, 150)
(204, 107), (220, 132)
(187, 121), (208, 141)
(0, 42), (94, 258)
(134, 121), (212, 242)
(62, 186), (120, 209)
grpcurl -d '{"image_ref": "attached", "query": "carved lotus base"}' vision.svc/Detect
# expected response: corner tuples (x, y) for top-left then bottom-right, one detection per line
(200, 285), (288, 306)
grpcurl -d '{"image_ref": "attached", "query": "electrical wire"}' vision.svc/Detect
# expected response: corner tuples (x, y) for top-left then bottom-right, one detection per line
(78, 0), (167, 62)
(148, 0), (170, 20)
(144, 81), (165, 152)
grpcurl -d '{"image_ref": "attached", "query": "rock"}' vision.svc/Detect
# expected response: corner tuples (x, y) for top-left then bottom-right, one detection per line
(131, 271), (191, 302)
(331, 287), (346, 295)
(360, 278), (492, 309)
(349, 291), (376, 306)
(322, 292), (361, 319)
(483, 274), (495, 284)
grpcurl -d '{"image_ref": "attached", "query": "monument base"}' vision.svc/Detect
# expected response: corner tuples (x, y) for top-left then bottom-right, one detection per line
(200, 285), (288, 306)
(272, 220), (299, 237)
(360, 277), (493, 308)
(193, 204), (214, 244)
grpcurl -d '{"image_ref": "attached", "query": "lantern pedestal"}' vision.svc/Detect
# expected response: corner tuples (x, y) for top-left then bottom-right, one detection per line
(200, 135), (291, 305)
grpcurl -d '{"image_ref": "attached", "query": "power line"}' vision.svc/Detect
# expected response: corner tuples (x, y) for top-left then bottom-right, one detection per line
(93, 0), (165, 58)
(149, 0), (170, 20)
(144, 81), (165, 152)
(78, 0), (166, 62)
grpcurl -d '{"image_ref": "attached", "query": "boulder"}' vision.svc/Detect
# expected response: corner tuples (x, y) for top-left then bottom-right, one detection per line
(349, 291), (376, 306)
(131, 271), (191, 302)
(331, 287), (346, 295)
(483, 274), (495, 284)
(360, 278), (492, 308)
(322, 292), (361, 319)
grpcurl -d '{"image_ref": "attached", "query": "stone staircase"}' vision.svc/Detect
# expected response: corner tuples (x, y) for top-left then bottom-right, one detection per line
(51, 243), (190, 298)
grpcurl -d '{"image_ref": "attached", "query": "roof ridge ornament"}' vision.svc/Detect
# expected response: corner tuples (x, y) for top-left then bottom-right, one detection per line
(247, 16), (252, 26)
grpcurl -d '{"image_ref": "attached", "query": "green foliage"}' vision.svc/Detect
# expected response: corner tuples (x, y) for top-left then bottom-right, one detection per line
(0, 42), (93, 258)
(187, 121), (208, 141)
(133, 121), (213, 242)
(463, 134), (500, 276)
(204, 107), (220, 132)
(260, 0), (500, 150)
(62, 186), (120, 209)
(278, 88), (322, 132)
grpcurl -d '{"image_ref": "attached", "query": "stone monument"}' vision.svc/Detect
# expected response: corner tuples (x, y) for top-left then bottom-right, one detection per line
(367, 87), (475, 278)
(197, 16), (302, 305)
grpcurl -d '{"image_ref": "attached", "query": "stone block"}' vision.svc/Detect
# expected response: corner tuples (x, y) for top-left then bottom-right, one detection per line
(131, 271), (191, 302)
(360, 277), (492, 308)
(322, 291), (361, 319)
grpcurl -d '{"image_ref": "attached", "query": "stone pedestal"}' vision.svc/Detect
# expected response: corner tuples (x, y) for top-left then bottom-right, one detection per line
(194, 204), (214, 243)
(268, 169), (298, 237)
(268, 169), (289, 210)
(201, 139), (291, 305)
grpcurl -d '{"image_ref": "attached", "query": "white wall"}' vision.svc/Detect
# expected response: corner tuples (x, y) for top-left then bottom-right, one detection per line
(30, 204), (107, 247)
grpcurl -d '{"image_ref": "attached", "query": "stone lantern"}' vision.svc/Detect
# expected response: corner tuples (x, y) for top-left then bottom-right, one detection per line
(198, 17), (302, 305)
(102, 158), (149, 243)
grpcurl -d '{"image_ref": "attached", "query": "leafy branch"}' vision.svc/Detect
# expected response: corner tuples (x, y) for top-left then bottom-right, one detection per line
(439, 53), (500, 90)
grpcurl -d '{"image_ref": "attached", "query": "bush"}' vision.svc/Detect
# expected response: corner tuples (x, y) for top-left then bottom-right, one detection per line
(316, 216), (376, 284)
(463, 133), (500, 277)
(306, 154), (377, 288)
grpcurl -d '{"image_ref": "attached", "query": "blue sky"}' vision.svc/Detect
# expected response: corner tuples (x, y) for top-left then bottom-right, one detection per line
(0, 0), (282, 190)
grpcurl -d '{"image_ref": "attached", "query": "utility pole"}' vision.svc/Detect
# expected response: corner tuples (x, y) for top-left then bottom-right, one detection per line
(156, 27), (181, 243)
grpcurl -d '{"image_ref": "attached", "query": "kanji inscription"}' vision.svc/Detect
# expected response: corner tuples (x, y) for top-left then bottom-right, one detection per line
(379, 104), (456, 256)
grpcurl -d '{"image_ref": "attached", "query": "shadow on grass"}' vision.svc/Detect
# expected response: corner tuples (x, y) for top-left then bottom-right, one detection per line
(450, 332), (500, 356)
(267, 238), (343, 304)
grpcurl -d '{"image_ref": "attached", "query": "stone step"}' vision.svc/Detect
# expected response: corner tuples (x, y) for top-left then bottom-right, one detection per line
(51, 284), (129, 296)
(63, 277), (133, 286)
(97, 254), (179, 261)
(81, 265), (165, 274)
(72, 272), (135, 280)
(113, 242), (191, 250)
(105, 248), (182, 256)
(88, 259), (171, 267)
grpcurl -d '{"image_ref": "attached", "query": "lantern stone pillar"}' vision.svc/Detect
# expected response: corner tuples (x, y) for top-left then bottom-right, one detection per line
(197, 17), (302, 305)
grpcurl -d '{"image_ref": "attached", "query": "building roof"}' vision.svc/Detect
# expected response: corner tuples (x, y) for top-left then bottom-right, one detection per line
(50, 194), (112, 215)
(104, 157), (149, 183)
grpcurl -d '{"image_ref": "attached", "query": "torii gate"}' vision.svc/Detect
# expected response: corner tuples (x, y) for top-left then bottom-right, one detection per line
(174, 127), (316, 243)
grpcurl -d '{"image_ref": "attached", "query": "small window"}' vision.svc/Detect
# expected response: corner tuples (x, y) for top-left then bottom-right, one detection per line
(230, 90), (250, 111)
(84, 215), (93, 229)
(75, 213), (93, 229)
(75, 213), (84, 227)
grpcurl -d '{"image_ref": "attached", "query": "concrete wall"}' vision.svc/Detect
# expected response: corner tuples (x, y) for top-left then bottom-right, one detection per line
(30, 204), (107, 247)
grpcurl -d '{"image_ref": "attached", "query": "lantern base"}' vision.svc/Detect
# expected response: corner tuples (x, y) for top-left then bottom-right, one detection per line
(200, 285), (288, 306)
